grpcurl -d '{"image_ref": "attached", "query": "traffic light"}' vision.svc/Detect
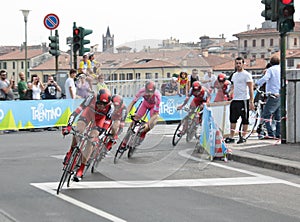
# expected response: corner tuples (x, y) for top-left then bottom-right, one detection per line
(73, 27), (81, 53)
(278, 0), (295, 33)
(261, 0), (278, 21)
(48, 30), (60, 56)
(78, 27), (93, 56)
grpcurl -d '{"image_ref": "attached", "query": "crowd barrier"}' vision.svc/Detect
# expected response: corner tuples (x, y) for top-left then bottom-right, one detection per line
(0, 95), (231, 134)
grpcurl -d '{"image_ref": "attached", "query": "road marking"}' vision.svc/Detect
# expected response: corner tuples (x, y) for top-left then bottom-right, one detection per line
(31, 183), (126, 222)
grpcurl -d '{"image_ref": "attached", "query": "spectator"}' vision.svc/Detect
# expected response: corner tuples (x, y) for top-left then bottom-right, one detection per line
(213, 73), (231, 102)
(89, 53), (100, 76)
(0, 70), (15, 100)
(17, 72), (27, 100)
(78, 53), (94, 89)
(97, 74), (108, 91)
(76, 74), (92, 99)
(163, 77), (180, 96)
(201, 68), (217, 92)
(23, 82), (33, 100)
(65, 69), (77, 99)
(31, 75), (45, 100)
(255, 55), (281, 139)
(225, 57), (254, 144)
(187, 69), (200, 91)
(178, 71), (189, 96)
(44, 75), (61, 99)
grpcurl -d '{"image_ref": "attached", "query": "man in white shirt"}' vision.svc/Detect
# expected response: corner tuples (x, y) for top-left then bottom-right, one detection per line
(65, 69), (77, 99)
(225, 57), (254, 144)
(201, 68), (216, 92)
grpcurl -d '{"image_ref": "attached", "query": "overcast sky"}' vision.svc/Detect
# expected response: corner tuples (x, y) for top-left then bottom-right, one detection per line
(1, 0), (299, 51)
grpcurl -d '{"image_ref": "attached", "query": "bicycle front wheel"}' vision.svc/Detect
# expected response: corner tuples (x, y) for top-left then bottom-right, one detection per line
(239, 110), (258, 139)
(172, 119), (187, 146)
(57, 149), (79, 194)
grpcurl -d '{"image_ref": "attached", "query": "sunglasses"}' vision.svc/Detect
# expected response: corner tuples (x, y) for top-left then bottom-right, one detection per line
(96, 101), (109, 106)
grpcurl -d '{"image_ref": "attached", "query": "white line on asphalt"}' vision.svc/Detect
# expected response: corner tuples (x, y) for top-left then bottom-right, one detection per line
(179, 148), (300, 188)
(31, 183), (127, 222)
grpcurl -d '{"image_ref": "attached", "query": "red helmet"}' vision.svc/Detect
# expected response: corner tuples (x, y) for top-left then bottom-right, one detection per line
(96, 88), (111, 105)
(112, 94), (123, 106)
(192, 81), (202, 91)
(145, 81), (156, 93)
(218, 73), (227, 82)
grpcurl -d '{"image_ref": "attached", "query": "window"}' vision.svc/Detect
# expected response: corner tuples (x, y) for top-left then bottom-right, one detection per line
(13, 62), (16, 69)
(167, 72), (171, 78)
(21, 61), (24, 69)
(261, 54), (265, 59)
(145, 73), (152, 79)
(3, 62), (7, 69)
(120, 73), (125, 80)
(261, 39), (265, 47)
(155, 73), (158, 79)
(136, 73), (141, 79)
(287, 59), (294, 67)
(294, 38), (297, 46)
(244, 40), (247, 48)
(270, 39), (274, 47)
(252, 40), (256, 47)
(127, 73), (133, 80)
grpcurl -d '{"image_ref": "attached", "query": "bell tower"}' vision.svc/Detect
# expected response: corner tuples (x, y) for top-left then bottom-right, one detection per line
(102, 26), (114, 53)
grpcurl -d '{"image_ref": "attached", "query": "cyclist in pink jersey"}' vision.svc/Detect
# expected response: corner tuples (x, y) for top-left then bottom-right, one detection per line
(125, 80), (161, 147)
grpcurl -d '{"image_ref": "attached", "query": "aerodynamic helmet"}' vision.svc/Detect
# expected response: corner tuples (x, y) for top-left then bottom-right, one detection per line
(112, 94), (123, 107)
(145, 80), (156, 93)
(218, 73), (227, 82)
(96, 88), (111, 105)
(192, 81), (202, 91)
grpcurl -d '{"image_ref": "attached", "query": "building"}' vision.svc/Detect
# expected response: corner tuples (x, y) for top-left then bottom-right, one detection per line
(102, 26), (114, 53)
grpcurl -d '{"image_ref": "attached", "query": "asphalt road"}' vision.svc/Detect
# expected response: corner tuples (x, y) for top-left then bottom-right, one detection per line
(0, 128), (300, 222)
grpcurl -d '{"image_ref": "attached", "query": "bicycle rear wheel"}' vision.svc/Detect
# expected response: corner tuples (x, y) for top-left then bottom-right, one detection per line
(239, 110), (258, 139)
(91, 145), (106, 173)
(114, 139), (127, 164)
(172, 118), (187, 146)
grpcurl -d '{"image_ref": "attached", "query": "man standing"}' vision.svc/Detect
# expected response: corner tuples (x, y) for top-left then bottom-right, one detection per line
(225, 57), (254, 144)
(201, 68), (216, 92)
(44, 75), (61, 99)
(65, 69), (77, 99)
(0, 70), (15, 101)
(17, 72), (27, 100)
(255, 55), (281, 139)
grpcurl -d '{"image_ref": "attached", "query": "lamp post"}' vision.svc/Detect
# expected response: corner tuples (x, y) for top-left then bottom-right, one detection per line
(20, 9), (30, 81)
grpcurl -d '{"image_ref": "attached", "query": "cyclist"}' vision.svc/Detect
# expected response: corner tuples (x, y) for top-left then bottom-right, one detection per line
(62, 88), (113, 182)
(177, 81), (210, 127)
(213, 73), (232, 102)
(108, 94), (128, 146)
(120, 80), (161, 152)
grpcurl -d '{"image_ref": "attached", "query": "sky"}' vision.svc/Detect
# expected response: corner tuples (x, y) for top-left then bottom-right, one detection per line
(1, 0), (299, 51)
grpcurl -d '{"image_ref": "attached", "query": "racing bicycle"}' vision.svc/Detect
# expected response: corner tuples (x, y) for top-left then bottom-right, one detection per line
(114, 112), (148, 163)
(238, 88), (267, 139)
(172, 106), (203, 146)
(57, 121), (93, 195)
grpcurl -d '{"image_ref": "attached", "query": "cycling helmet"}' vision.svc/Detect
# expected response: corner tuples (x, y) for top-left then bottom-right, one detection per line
(96, 88), (111, 105)
(218, 73), (227, 82)
(112, 94), (123, 106)
(192, 81), (202, 91)
(145, 80), (156, 93)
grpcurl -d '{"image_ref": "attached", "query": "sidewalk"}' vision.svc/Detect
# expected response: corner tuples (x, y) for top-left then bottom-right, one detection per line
(152, 124), (300, 176)
(226, 138), (300, 176)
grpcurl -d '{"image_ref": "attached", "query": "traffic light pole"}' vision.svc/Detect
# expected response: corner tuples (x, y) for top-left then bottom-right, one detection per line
(280, 32), (287, 144)
(73, 54), (77, 70)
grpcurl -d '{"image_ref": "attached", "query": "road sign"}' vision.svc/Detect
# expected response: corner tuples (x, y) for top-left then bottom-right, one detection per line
(43, 13), (60, 30)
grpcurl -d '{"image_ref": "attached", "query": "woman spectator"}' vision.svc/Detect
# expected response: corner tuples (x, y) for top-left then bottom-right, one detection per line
(76, 74), (92, 99)
(31, 75), (45, 100)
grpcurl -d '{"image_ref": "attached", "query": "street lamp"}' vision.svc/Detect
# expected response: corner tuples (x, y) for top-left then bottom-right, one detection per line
(20, 9), (30, 81)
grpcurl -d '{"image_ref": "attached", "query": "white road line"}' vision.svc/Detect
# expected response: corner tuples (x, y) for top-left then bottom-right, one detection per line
(179, 148), (300, 188)
(31, 183), (127, 222)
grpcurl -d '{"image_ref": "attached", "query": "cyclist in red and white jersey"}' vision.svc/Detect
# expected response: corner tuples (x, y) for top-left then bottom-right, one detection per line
(62, 88), (113, 181)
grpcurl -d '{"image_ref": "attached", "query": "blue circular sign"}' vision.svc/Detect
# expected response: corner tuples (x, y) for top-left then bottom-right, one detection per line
(44, 13), (60, 30)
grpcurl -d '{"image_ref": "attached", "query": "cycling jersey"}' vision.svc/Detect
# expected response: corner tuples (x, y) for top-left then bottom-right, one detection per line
(133, 88), (161, 117)
(66, 94), (112, 132)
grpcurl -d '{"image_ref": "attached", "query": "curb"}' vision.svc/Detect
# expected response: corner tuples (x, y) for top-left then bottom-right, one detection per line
(231, 150), (300, 176)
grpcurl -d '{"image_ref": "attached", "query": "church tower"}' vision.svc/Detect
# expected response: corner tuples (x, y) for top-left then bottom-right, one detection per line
(102, 26), (114, 53)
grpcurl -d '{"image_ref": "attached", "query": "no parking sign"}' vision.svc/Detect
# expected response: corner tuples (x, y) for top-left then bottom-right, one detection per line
(43, 13), (60, 30)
